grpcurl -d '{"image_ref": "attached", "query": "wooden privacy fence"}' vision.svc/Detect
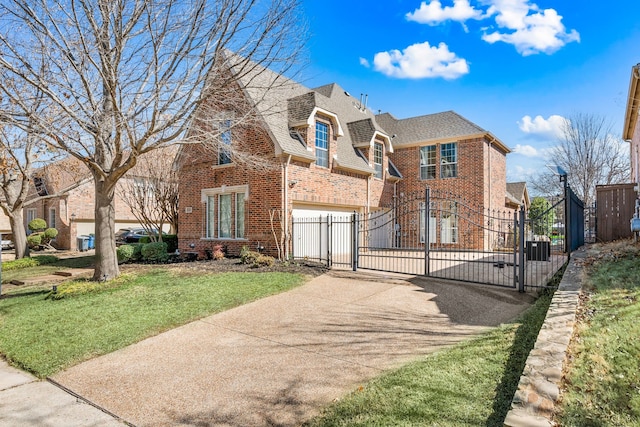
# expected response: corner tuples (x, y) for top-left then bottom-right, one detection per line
(596, 183), (637, 242)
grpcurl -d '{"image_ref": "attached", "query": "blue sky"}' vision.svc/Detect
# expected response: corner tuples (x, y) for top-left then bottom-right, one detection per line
(299, 0), (640, 185)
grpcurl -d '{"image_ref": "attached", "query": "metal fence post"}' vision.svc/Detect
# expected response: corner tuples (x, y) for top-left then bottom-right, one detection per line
(327, 215), (332, 268)
(352, 212), (358, 271)
(425, 187), (430, 276)
(518, 205), (526, 293)
(513, 210), (518, 289)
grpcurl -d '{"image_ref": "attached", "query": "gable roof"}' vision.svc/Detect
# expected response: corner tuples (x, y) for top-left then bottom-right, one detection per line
(228, 53), (509, 174)
(506, 181), (530, 209)
(376, 111), (510, 153)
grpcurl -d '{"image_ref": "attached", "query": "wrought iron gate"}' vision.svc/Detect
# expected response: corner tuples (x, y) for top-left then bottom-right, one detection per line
(292, 187), (579, 291)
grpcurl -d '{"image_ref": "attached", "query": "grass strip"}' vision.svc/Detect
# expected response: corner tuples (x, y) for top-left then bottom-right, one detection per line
(1, 255), (94, 283)
(555, 251), (640, 427)
(0, 269), (304, 378)
(306, 287), (555, 427)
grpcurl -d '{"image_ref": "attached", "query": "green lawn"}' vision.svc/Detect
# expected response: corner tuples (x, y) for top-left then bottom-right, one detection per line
(1, 255), (94, 283)
(0, 269), (305, 378)
(554, 245), (640, 426)
(305, 287), (555, 427)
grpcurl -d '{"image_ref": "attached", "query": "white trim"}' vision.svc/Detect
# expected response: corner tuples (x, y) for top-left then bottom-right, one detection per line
(290, 107), (344, 137)
(201, 184), (249, 203)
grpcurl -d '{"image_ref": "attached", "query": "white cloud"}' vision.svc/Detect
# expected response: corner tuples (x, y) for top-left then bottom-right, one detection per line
(518, 114), (566, 139)
(482, 0), (580, 55)
(507, 164), (538, 181)
(359, 57), (370, 68)
(372, 41), (469, 79)
(406, 0), (483, 28)
(512, 144), (539, 157)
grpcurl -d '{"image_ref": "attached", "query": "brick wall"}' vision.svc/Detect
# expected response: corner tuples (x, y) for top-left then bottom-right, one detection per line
(387, 137), (507, 250)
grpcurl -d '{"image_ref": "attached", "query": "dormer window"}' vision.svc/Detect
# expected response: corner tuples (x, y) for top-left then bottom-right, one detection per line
(315, 121), (329, 168)
(373, 142), (383, 179)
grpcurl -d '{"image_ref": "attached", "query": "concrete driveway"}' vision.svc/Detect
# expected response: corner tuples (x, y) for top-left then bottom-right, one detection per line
(52, 270), (534, 426)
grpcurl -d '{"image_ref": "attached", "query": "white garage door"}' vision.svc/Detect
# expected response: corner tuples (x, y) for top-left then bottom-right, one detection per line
(291, 206), (356, 265)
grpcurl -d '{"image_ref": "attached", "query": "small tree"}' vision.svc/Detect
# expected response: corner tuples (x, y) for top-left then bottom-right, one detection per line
(528, 197), (556, 236)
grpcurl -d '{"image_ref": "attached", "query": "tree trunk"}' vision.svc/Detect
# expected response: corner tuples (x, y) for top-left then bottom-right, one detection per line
(93, 179), (119, 281)
(9, 209), (29, 259)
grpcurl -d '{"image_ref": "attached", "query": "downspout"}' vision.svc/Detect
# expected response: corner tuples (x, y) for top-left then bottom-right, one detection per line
(487, 138), (492, 252)
(283, 155), (292, 259)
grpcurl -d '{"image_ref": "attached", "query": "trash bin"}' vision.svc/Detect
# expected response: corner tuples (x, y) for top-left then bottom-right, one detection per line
(526, 241), (550, 261)
(87, 234), (95, 249)
(77, 235), (89, 252)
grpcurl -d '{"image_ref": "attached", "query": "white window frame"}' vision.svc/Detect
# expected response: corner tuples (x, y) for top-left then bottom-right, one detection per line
(218, 119), (232, 165)
(420, 146), (436, 180)
(315, 121), (329, 168)
(236, 192), (245, 239)
(440, 142), (458, 179)
(373, 142), (383, 179)
(201, 185), (249, 240)
(49, 207), (56, 229)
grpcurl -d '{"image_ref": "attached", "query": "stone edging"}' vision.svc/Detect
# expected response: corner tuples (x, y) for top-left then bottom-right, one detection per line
(503, 248), (585, 427)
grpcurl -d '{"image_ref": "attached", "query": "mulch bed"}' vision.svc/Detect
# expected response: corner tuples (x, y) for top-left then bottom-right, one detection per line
(122, 257), (330, 278)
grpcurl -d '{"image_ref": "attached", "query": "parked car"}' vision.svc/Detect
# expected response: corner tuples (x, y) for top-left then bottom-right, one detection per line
(1, 238), (14, 250)
(115, 228), (165, 245)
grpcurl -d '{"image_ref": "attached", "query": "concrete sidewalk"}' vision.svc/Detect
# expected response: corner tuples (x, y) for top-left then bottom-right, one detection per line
(0, 359), (125, 426)
(2, 270), (535, 426)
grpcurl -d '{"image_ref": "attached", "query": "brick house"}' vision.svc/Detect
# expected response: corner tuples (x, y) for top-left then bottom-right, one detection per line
(176, 64), (514, 258)
(17, 149), (176, 250)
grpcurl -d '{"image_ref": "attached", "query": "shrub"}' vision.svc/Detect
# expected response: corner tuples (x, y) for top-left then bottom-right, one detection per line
(239, 246), (257, 265)
(139, 236), (151, 244)
(163, 234), (178, 253)
(239, 246), (274, 267)
(131, 243), (144, 261)
(27, 233), (42, 248)
(213, 244), (225, 260)
(28, 218), (47, 232)
(117, 244), (135, 263)
(141, 241), (168, 263)
(43, 228), (58, 239)
(254, 254), (275, 267)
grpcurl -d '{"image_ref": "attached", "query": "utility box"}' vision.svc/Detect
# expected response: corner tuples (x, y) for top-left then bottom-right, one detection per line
(77, 236), (89, 252)
(526, 241), (550, 261)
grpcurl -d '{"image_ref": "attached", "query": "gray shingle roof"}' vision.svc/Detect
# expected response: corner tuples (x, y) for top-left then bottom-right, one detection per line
(376, 111), (485, 145)
(232, 54), (508, 174)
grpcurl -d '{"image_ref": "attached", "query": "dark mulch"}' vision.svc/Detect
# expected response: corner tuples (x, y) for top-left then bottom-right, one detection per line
(122, 257), (330, 278)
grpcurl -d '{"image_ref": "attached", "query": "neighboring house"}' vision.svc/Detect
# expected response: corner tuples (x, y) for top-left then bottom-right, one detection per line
(506, 182), (531, 211)
(623, 62), (640, 207)
(23, 151), (175, 250)
(0, 203), (10, 238)
(176, 62), (514, 258)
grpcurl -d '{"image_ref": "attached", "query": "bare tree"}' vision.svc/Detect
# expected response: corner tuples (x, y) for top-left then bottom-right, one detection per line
(0, 0), (306, 280)
(531, 113), (629, 206)
(0, 73), (76, 259)
(118, 147), (179, 238)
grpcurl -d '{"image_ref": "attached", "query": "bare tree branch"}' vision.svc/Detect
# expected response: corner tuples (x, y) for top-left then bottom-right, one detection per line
(0, 0), (306, 279)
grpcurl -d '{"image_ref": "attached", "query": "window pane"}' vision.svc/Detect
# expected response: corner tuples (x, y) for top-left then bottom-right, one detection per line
(219, 119), (232, 165)
(219, 194), (232, 238)
(374, 143), (383, 179)
(315, 122), (329, 167)
(207, 196), (215, 238)
(440, 143), (457, 178)
(49, 208), (56, 229)
(420, 146), (436, 180)
(236, 193), (245, 239)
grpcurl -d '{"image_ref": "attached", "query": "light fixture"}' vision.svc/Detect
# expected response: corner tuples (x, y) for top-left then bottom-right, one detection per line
(70, 213), (76, 222)
(547, 165), (567, 182)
